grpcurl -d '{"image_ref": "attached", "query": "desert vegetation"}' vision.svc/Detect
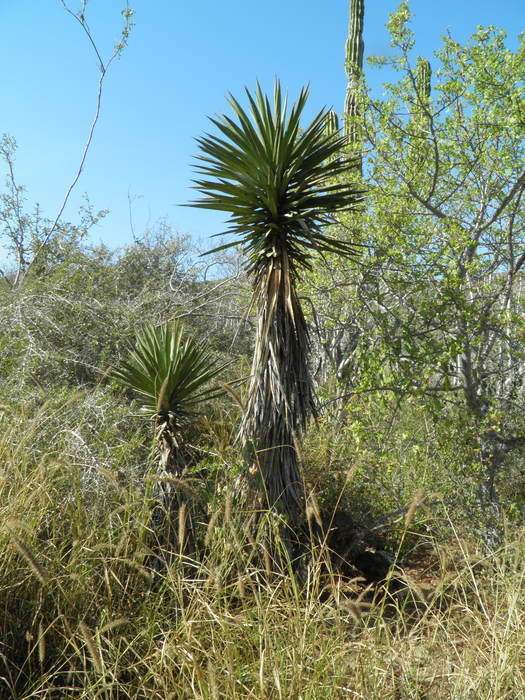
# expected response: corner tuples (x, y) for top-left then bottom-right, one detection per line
(0, 1), (524, 697)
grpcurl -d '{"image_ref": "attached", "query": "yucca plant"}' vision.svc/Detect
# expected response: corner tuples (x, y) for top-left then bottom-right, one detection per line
(113, 322), (225, 475)
(190, 81), (363, 530)
(112, 323), (226, 553)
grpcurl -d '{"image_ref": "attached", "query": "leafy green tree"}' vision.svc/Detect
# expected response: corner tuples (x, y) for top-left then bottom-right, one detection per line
(321, 3), (525, 543)
(190, 82), (362, 527)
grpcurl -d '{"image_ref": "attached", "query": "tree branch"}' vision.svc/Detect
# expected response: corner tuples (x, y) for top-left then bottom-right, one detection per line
(21, 2), (134, 285)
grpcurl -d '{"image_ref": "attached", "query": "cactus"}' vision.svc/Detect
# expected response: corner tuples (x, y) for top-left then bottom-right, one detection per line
(324, 110), (340, 162)
(344, 0), (365, 168)
(414, 57), (431, 132)
(324, 110), (339, 139)
(416, 57), (431, 102)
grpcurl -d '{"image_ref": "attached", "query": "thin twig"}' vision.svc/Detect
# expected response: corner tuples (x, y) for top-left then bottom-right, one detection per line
(23, 2), (133, 282)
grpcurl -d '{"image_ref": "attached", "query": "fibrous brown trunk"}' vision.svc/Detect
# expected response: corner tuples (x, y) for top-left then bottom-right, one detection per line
(150, 422), (193, 570)
(241, 256), (316, 530)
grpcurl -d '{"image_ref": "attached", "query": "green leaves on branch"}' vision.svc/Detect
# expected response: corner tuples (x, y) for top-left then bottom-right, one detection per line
(386, 2), (414, 50)
(112, 323), (226, 427)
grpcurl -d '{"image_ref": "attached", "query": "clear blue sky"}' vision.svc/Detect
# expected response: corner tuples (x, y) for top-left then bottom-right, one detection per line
(0, 0), (522, 253)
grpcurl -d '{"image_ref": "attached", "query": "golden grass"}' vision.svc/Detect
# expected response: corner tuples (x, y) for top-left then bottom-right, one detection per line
(0, 408), (524, 698)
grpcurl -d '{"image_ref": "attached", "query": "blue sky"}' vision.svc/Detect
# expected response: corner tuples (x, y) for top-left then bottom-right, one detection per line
(0, 0), (523, 254)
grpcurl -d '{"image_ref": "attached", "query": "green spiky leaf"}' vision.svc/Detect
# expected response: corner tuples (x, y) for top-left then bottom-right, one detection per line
(189, 80), (364, 280)
(112, 323), (227, 425)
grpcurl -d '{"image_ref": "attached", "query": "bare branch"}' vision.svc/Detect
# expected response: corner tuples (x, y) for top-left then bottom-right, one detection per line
(21, 2), (134, 285)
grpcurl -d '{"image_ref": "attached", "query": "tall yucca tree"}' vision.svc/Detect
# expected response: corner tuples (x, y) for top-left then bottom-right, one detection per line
(190, 82), (362, 528)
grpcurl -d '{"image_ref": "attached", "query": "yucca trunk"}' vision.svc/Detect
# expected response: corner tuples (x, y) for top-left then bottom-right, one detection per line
(152, 421), (192, 558)
(157, 421), (184, 477)
(242, 255), (316, 527)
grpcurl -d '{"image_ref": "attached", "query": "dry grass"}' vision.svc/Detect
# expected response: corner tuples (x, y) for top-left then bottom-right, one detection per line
(1, 407), (524, 699)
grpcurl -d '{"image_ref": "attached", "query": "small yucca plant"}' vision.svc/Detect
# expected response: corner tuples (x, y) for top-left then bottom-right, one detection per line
(113, 322), (226, 476)
(113, 322), (226, 556)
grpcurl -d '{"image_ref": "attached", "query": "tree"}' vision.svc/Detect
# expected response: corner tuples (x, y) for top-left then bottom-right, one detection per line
(190, 82), (362, 530)
(327, 4), (525, 544)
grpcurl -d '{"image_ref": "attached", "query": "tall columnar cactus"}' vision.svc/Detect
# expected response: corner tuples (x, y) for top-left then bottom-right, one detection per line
(324, 110), (339, 139)
(324, 110), (340, 162)
(344, 0), (365, 168)
(414, 57), (432, 132)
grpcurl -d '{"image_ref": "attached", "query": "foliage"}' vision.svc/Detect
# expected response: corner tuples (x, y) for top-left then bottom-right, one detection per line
(363, 12), (524, 529)
(304, 396), (483, 542)
(1, 405), (525, 697)
(309, 6), (525, 540)
(0, 224), (248, 398)
(191, 81), (360, 268)
(112, 322), (226, 429)
(0, 135), (108, 287)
